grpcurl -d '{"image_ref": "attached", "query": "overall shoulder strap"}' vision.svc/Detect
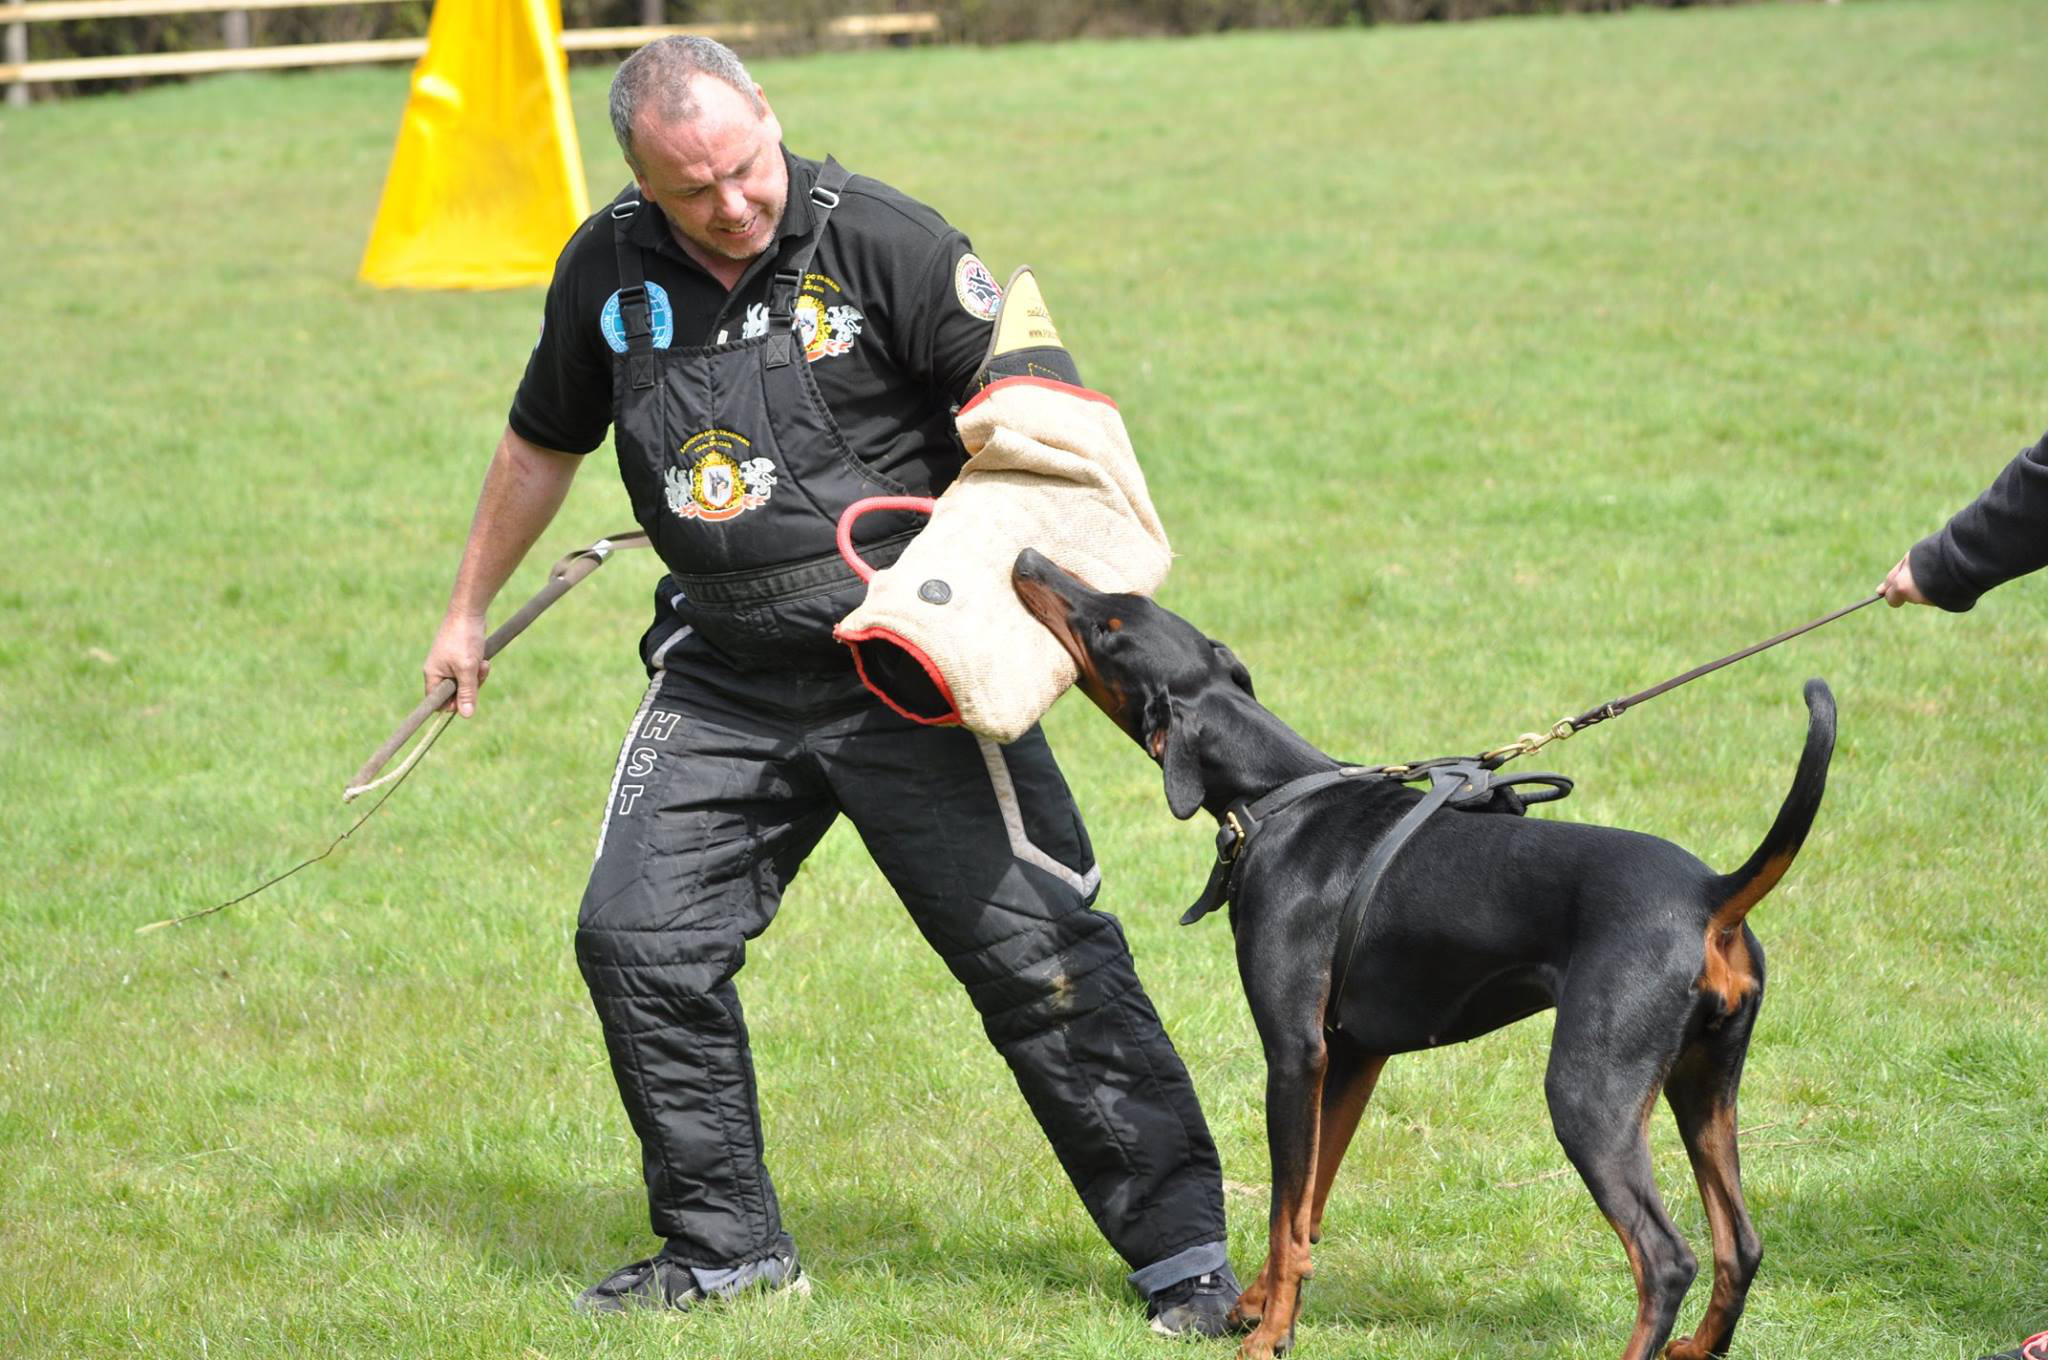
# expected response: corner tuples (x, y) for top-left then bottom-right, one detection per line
(609, 199), (657, 391)
(767, 158), (853, 332)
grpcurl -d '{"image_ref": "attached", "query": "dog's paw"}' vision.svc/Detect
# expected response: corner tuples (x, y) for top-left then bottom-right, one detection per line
(1235, 1324), (1295, 1359)
(1664, 1337), (1716, 1360)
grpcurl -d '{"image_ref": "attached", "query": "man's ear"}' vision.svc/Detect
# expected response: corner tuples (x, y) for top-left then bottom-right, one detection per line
(1144, 691), (1206, 820)
(1211, 641), (1254, 699)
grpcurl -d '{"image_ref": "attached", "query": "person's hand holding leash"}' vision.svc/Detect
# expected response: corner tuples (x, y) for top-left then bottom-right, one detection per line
(424, 611), (491, 716)
(1878, 553), (1932, 608)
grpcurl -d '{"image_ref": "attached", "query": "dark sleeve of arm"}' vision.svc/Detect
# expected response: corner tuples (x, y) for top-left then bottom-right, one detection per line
(900, 229), (996, 405)
(506, 242), (613, 456)
(1907, 429), (2048, 611)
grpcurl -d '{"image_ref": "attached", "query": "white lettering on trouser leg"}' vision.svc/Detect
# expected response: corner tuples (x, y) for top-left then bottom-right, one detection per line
(595, 677), (667, 861)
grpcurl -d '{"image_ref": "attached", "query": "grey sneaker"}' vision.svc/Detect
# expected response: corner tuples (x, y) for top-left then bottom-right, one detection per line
(1146, 1265), (1242, 1338)
(573, 1249), (808, 1315)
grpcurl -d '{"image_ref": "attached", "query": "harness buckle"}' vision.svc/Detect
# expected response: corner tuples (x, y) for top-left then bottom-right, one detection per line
(1219, 809), (1246, 864)
(810, 184), (842, 211)
(609, 199), (642, 221)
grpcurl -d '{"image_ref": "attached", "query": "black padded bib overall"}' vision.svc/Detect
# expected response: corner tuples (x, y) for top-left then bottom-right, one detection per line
(609, 162), (923, 669)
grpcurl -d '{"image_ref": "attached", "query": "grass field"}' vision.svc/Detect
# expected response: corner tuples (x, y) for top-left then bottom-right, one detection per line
(3, 1), (2044, 1355)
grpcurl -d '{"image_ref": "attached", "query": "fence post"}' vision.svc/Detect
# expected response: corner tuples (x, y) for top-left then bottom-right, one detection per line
(223, 10), (251, 50)
(639, 0), (662, 24)
(5, 20), (26, 108)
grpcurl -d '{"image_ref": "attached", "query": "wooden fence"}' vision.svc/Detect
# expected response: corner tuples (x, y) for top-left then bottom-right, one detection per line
(0, 1), (940, 106)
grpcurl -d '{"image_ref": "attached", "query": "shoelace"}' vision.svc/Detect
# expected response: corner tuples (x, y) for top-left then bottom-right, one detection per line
(602, 1258), (659, 1291)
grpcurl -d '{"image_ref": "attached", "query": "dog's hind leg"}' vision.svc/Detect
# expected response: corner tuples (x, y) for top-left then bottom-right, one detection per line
(1231, 1030), (1328, 1360)
(1546, 1006), (1698, 1360)
(1662, 992), (1765, 1360)
(1309, 1043), (1388, 1244)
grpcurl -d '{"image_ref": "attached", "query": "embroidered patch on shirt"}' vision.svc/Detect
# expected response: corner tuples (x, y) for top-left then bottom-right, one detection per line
(789, 273), (863, 361)
(600, 282), (675, 354)
(795, 294), (865, 361)
(666, 429), (775, 522)
(954, 253), (1002, 321)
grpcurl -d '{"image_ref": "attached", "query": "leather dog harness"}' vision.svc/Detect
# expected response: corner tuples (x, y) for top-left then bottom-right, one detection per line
(1179, 756), (1572, 1034)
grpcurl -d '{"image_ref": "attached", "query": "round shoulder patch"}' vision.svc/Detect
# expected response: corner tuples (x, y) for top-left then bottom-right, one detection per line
(953, 254), (1002, 322)
(600, 281), (675, 354)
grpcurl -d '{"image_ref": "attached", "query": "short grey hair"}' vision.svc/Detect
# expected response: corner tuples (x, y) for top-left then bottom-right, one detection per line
(609, 36), (765, 167)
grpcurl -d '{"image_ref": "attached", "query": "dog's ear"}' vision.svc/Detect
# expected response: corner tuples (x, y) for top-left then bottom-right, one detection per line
(1210, 640), (1254, 699)
(1143, 690), (1206, 820)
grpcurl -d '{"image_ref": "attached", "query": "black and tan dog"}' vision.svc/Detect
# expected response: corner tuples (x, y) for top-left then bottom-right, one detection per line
(1012, 549), (1835, 1360)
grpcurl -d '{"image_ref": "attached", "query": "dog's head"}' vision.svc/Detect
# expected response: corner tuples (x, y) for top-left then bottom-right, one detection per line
(1012, 548), (1254, 820)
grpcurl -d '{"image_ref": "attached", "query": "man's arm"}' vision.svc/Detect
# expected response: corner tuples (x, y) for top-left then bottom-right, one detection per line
(1882, 429), (2048, 610)
(423, 426), (584, 715)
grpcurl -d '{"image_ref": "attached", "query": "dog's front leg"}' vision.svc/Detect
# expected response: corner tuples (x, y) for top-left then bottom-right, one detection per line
(1233, 1035), (1327, 1359)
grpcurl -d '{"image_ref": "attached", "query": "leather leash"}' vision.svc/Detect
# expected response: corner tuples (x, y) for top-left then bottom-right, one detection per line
(344, 531), (649, 800)
(137, 530), (649, 934)
(1475, 590), (1884, 767)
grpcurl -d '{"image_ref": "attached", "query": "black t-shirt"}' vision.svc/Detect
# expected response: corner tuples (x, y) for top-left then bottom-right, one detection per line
(509, 149), (1005, 496)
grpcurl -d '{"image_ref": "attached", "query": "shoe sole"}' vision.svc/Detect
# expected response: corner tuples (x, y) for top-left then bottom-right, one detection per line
(575, 1267), (812, 1316)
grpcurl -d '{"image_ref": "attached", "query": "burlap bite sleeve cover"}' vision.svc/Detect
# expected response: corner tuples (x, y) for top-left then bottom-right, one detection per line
(836, 376), (1171, 743)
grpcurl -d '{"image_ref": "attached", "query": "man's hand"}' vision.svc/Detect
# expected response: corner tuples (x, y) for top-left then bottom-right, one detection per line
(425, 611), (491, 717)
(1880, 553), (1932, 607)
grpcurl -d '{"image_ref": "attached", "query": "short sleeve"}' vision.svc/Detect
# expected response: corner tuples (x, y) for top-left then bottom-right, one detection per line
(507, 233), (614, 456)
(902, 231), (1000, 405)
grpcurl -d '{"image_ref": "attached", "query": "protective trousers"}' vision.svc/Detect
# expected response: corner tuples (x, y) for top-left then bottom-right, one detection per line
(574, 635), (1227, 1277)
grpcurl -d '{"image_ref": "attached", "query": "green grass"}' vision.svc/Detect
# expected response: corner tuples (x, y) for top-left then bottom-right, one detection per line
(4, 1), (2045, 1355)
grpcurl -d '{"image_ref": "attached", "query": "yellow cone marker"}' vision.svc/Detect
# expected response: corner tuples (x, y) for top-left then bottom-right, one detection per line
(358, 0), (589, 290)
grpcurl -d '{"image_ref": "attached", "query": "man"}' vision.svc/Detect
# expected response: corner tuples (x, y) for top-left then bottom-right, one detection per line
(420, 35), (1236, 1333)
(1880, 426), (2047, 608)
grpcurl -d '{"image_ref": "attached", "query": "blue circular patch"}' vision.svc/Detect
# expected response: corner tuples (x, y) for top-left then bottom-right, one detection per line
(600, 282), (675, 354)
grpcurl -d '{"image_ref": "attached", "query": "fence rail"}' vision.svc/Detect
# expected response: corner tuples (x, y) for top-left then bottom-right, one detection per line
(2, 0), (375, 21)
(1, 3), (940, 104)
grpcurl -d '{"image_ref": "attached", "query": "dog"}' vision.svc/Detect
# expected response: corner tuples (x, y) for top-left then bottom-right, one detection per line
(1011, 549), (1835, 1360)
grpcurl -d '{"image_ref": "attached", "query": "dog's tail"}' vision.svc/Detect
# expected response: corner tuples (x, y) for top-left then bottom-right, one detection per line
(1707, 677), (1837, 934)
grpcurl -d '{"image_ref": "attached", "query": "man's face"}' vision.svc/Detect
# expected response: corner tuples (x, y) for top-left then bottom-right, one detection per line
(630, 77), (788, 267)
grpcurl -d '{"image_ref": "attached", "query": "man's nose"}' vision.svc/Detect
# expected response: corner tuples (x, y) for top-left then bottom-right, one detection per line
(715, 182), (749, 220)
